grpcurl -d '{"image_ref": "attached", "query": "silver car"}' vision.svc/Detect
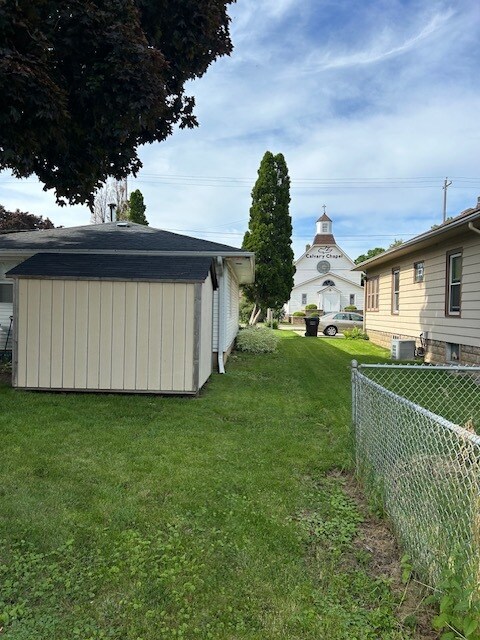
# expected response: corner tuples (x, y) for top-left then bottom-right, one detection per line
(319, 312), (364, 336)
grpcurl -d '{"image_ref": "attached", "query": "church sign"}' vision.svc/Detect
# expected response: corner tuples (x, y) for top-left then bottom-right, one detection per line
(305, 246), (343, 260)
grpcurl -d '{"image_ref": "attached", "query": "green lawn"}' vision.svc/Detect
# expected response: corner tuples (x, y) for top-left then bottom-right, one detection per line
(0, 333), (418, 639)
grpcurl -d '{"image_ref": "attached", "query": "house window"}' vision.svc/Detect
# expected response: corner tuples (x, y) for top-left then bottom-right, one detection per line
(414, 261), (424, 283)
(322, 279), (335, 287)
(446, 342), (460, 363)
(349, 294), (355, 306)
(322, 223), (328, 232)
(366, 276), (379, 311)
(301, 293), (307, 305)
(0, 283), (13, 303)
(446, 250), (462, 315)
(392, 268), (400, 314)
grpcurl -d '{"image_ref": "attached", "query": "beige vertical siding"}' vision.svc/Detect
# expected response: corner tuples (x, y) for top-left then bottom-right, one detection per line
(364, 231), (480, 347)
(199, 274), (214, 388)
(25, 280), (41, 388)
(135, 282), (150, 390)
(15, 279), (198, 393)
(86, 281), (101, 389)
(50, 280), (65, 388)
(16, 279), (29, 388)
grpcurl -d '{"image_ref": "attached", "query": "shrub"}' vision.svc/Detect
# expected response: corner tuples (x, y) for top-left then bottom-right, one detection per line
(265, 319), (279, 329)
(305, 303), (317, 310)
(344, 305), (358, 311)
(343, 327), (369, 340)
(309, 312), (319, 318)
(236, 326), (279, 353)
(292, 311), (305, 317)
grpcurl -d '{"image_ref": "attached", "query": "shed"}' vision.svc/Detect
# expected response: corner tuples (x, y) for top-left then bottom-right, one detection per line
(0, 222), (255, 374)
(7, 253), (217, 395)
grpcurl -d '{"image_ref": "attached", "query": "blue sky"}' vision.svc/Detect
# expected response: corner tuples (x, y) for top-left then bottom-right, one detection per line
(1, 0), (480, 260)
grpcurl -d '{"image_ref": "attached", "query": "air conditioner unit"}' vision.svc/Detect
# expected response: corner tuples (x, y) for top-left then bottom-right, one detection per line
(391, 339), (415, 360)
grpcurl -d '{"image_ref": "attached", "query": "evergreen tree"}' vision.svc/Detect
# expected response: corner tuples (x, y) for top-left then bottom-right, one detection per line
(127, 190), (148, 226)
(242, 151), (295, 323)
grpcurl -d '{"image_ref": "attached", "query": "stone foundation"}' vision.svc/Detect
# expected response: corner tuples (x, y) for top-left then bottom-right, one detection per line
(367, 329), (480, 365)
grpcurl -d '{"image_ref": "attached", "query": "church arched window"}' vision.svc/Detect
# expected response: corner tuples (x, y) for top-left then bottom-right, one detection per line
(323, 279), (335, 287)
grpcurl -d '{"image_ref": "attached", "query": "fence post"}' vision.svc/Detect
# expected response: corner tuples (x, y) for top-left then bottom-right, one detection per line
(351, 360), (358, 441)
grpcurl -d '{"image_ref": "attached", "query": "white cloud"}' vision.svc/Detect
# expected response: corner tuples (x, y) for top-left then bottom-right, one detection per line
(307, 8), (455, 71)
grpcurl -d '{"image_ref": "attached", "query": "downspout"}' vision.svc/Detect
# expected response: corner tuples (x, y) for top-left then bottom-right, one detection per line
(362, 275), (367, 333)
(216, 256), (225, 374)
(468, 222), (480, 236)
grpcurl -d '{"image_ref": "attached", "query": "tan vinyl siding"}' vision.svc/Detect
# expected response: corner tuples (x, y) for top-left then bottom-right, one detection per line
(364, 231), (480, 347)
(15, 279), (198, 393)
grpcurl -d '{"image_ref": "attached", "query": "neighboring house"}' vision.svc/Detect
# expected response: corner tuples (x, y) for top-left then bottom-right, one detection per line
(286, 213), (363, 314)
(353, 201), (480, 365)
(0, 222), (254, 394)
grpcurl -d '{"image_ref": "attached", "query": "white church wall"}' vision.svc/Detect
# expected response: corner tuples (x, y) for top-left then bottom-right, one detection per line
(286, 215), (364, 315)
(288, 278), (363, 314)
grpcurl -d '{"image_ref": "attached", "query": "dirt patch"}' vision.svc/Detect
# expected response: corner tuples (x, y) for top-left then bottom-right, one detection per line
(330, 470), (438, 639)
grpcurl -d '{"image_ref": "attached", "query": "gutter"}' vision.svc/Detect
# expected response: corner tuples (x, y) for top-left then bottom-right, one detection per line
(468, 222), (480, 236)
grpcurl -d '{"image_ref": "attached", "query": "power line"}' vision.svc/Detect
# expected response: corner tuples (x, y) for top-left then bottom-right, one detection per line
(2, 174), (480, 188)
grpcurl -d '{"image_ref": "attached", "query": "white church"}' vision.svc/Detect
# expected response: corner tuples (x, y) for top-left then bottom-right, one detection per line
(286, 212), (364, 314)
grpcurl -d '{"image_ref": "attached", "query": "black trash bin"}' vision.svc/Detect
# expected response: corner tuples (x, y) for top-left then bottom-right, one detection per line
(304, 316), (320, 337)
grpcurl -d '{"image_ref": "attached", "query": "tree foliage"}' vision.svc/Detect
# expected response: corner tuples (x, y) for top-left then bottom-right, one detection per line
(0, 205), (54, 232)
(127, 189), (148, 226)
(354, 247), (386, 264)
(0, 0), (234, 208)
(242, 152), (295, 320)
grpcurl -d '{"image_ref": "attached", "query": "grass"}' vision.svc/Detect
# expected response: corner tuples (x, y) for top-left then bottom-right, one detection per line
(0, 333), (418, 639)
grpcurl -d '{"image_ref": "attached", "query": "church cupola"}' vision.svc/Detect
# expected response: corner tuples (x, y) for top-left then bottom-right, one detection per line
(313, 209), (336, 246)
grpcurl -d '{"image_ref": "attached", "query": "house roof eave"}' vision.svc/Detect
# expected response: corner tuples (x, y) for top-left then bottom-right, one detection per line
(353, 209), (480, 271)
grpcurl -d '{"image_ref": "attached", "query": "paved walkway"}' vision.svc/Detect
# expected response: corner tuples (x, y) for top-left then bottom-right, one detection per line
(278, 323), (344, 338)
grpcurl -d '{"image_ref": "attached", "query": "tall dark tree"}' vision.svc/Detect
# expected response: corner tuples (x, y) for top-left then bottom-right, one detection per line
(127, 189), (148, 226)
(0, 205), (54, 232)
(0, 0), (234, 208)
(242, 152), (295, 324)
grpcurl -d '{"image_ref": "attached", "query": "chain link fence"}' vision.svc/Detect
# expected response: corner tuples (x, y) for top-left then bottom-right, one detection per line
(352, 362), (480, 595)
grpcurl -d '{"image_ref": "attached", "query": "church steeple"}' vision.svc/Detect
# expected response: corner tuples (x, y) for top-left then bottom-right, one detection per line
(313, 208), (336, 246)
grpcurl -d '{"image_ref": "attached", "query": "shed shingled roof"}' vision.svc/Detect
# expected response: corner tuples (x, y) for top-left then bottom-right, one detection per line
(0, 221), (247, 254)
(6, 253), (217, 286)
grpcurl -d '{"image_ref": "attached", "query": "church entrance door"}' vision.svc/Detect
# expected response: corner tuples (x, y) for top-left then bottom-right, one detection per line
(321, 289), (341, 313)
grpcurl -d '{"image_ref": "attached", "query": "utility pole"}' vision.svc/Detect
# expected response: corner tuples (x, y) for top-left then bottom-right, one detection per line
(442, 177), (452, 223)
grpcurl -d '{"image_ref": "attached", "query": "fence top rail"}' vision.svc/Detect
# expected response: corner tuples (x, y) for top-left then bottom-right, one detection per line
(354, 369), (480, 447)
(351, 360), (480, 373)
